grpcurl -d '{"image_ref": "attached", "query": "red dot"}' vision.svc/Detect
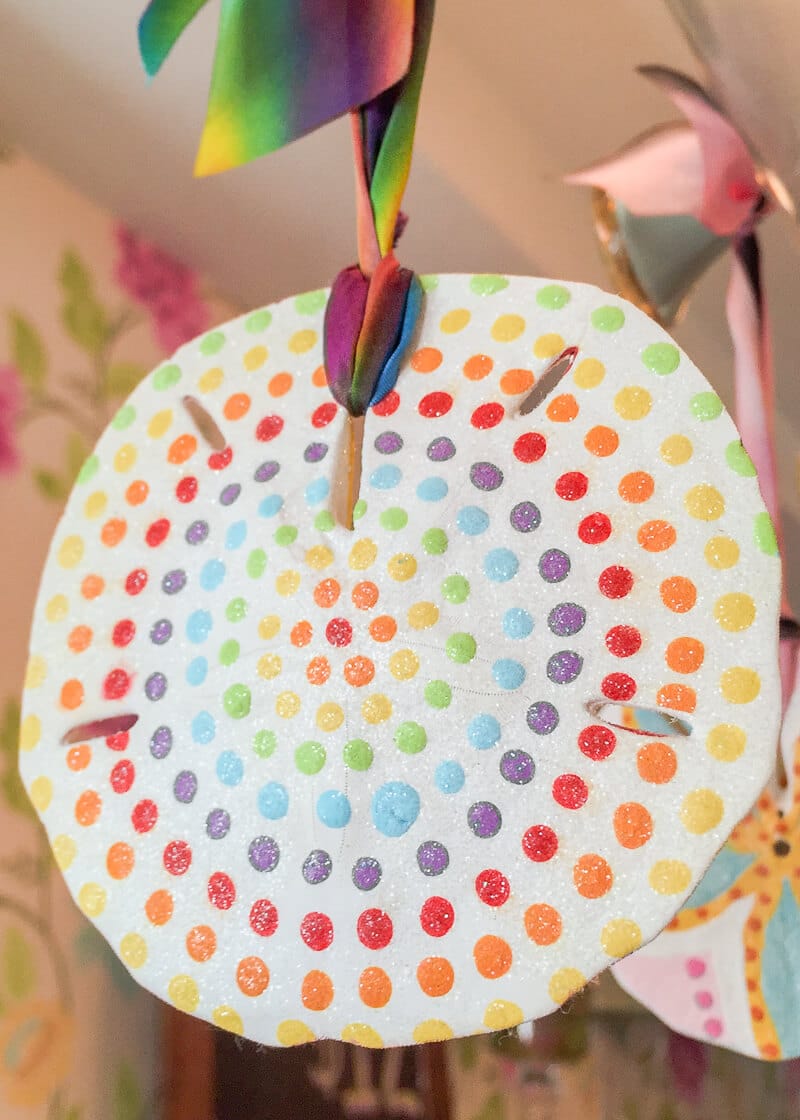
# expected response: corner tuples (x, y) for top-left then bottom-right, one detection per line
(208, 871), (236, 910)
(163, 840), (192, 876)
(175, 476), (198, 503)
(131, 799), (158, 834)
(110, 759), (135, 794)
(513, 432), (546, 462)
(125, 569), (148, 596)
(250, 899), (279, 937)
(552, 774), (589, 810)
(522, 825), (559, 863)
(106, 732), (129, 752)
(578, 725), (617, 761)
(256, 415), (284, 442)
(419, 391), (453, 418)
(606, 625), (642, 658)
(103, 669), (131, 700)
(312, 401), (338, 428)
(112, 620), (136, 647)
(475, 870), (510, 907)
(602, 673), (637, 701)
(325, 618), (353, 647)
(357, 908), (393, 950)
(578, 512), (612, 544)
(372, 390), (400, 417)
(599, 565), (633, 599)
(555, 472), (588, 500)
(208, 446), (232, 471)
(420, 896), (455, 936)
(145, 518), (170, 547)
(471, 402), (505, 429)
(300, 911), (334, 951)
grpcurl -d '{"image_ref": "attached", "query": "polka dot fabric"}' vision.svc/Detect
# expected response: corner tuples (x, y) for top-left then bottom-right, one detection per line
(20, 276), (780, 1048)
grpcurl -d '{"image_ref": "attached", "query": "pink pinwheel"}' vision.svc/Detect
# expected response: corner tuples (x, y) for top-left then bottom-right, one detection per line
(0, 364), (23, 474)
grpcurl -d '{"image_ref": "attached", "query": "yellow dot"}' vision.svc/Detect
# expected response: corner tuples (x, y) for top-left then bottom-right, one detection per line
(706, 723), (746, 762)
(714, 593), (755, 632)
(120, 933), (148, 969)
(78, 882), (107, 918)
(305, 546), (334, 571)
(660, 434), (693, 465)
(600, 919), (642, 958)
(548, 968), (586, 1005)
(705, 536), (740, 569)
(362, 694), (392, 725)
(341, 1023), (383, 1048)
(113, 443), (137, 472)
(58, 535), (84, 569)
(276, 570), (301, 597)
(276, 692), (301, 719)
(19, 714), (41, 752)
(84, 491), (107, 519)
(413, 1019), (454, 1044)
(685, 483), (725, 521)
(388, 553), (417, 582)
(573, 357), (605, 389)
(681, 789), (724, 834)
(212, 1006), (244, 1035)
(147, 409), (173, 438)
(24, 656), (47, 690)
(277, 1020), (316, 1046)
(440, 308), (470, 334)
(52, 834), (76, 871)
(257, 654), (282, 680)
(289, 330), (317, 355)
(389, 649), (420, 680)
(168, 974), (200, 1013)
(491, 314), (526, 342)
(259, 615), (281, 639)
(349, 538), (378, 570)
(649, 859), (692, 895)
(407, 602), (438, 630)
(533, 332), (565, 359)
(46, 595), (69, 623)
(198, 367), (224, 393)
(317, 702), (344, 732)
(244, 345), (268, 370)
(483, 1000), (524, 1031)
(26, 775), (51, 812)
(614, 385), (652, 420)
(720, 666), (761, 704)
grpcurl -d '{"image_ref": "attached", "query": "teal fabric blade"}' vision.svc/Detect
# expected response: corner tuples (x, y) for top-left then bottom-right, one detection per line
(139, 0), (211, 77)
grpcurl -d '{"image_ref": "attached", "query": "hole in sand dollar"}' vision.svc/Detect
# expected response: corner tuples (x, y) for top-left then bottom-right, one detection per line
(62, 713), (140, 744)
(182, 395), (227, 451)
(585, 700), (692, 738)
(519, 347), (579, 416)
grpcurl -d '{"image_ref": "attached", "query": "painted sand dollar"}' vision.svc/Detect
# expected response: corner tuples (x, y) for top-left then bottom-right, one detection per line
(20, 275), (780, 1047)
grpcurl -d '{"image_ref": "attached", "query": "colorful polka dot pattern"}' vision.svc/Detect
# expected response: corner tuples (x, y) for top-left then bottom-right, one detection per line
(20, 277), (780, 1048)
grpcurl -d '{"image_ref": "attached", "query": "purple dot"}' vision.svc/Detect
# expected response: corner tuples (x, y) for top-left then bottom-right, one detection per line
(470, 462), (503, 491)
(304, 442), (328, 463)
(254, 460), (280, 483)
(206, 808), (231, 839)
(220, 484), (241, 506)
(302, 849), (332, 885)
(248, 835), (280, 872)
(427, 436), (455, 462)
(375, 431), (403, 455)
(500, 749), (535, 785)
(173, 770), (197, 803)
(145, 672), (167, 701)
(150, 619), (173, 645)
(185, 520), (209, 545)
(468, 801), (502, 838)
(417, 841), (449, 876)
(352, 857), (382, 891)
(510, 501), (541, 532)
(527, 701), (559, 735)
(539, 549), (570, 583)
(162, 569), (187, 595)
(150, 725), (172, 759)
(548, 603), (587, 636)
(547, 650), (584, 684)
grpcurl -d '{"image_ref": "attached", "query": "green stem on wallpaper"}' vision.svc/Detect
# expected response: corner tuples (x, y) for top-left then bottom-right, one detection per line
(0, 892), (74, 1012)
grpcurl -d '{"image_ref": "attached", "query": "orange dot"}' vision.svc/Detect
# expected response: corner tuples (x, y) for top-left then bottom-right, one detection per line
(618, 471), (654, 503)
(223, 392), (251, 420)
(473, 936), (512, 979)
(167, 433), (197, 464)
(101, 518), (127, 547)
(660, 576), (697, 613)
(665, 637), (705, 674)
(637, 741), (677, 784)
(613, 802), (653, 849)
(369, 615), (397, 643)
(302, 969), (334, 1011)
(125, 480), (149, 506)
(573, 854), (613, 899)
(524, 904), (562, 946)
(75, 789), (101, 826)
(313, 578), (340, 608)
(499, 367), (534, 395)
(68, 625), (93, 653)
(463, 353), (494, 381)
(411, 347), (442, 373)
(417, 956), (454, 997)
(344, 656), (375, 688)
(584, 425), (619, 457)
(638, 519), (676, 552)
(268, 372), (293, 397)
(312, 365), (327, 387)
(291, 620), (313, 647)
(306, 656), (331, 685)
(359, 967), (392, 1009)
(546, 392), (578, 422)
(61, 679), (84, 710)
(352, 581), (379, 610)
(186, 925), (217, 962)
(237, 956), (270, 997)
(66, 744), (91, 772)
(81, 574), (105, 600)
(145, 890), (173, 926)
(106, 841), (135, 879)
(657, 683), (697, 713)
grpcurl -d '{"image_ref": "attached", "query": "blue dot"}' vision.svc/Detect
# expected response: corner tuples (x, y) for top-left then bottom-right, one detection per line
(484, 548), (519, 582)
(317, 790), (352, 829)
(493, 659), (526, 690)
(186, 609), (212, 644)
(225, 520), (247, 550)
(259, 781), (289, 819)
(417, 477), (448, 502)
(217, 750), (244, 786)
(186, 657), (208, 686)
(258, 494), (284, 518)
(372, 782), (421, 837)
(503, 608), (533, 639)
(435, 761), (465, 794)
(468, 714), (501, 750)
(200, 559), (226, 591)
(305, 477), (330, 505)
(191, 711), (216, 744)
(457, 506), (490, 536)
(370, 464), (402, 490)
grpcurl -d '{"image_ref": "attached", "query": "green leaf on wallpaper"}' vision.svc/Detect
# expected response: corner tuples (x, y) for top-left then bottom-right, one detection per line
(113, 1061), (142, 1120)
(472, 1093), (505, 1120)
(3, 926), (37, 999)
(105, 361), (147, 398)
(64, 1108), (83, 1120)
(9, 311), (47, 392)
(60, 249), (110, 355)
(0, 699), (34, 820)
(66, 432), (89, 482)
(33, 468), (70, 502)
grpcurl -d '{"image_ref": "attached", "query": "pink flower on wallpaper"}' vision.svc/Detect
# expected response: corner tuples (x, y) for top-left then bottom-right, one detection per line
(114, 225), (210, 354)
(667, 1030), (708, 1104)
(0, 364), (22, 474)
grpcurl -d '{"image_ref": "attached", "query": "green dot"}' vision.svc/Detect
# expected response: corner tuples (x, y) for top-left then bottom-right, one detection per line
(420, 275), (439, 292)
(446, 632), (477, 663)
(274, 525), (298, 547)
(379, 507), (408, 531)
(77, 455), (99, 484)
(425, 680), (452, 709)
(219, 639), (240, 666)
(442, 575), (470, 604)
(247, 548), (267, 578)
(591, 305), (625, 332)
(295, 290), (327, 315)
(295, 740), (326, 775)
(253, 729), (277, 758)
(223, 683), (251, 719)
(470, 274), (509, 296)
(422, 528), (448, 555)
(642, 342), (680, 374)
(199, 330), (225, 356)
(394, 721), (427, 754)
(754, 511), (779, 555)
(112, 404), (136, 430)
(353, 499), (367, 521)
(314, 510), (335, 532)
(536, 284), (571, 310)
(690, 391), (723, 421)
(344, 739), (373, 771)
(245, 309), (272, 333)
(725, 440), (757, 477)
(225, 597), (247, 622)
(153, 363), (181, 390)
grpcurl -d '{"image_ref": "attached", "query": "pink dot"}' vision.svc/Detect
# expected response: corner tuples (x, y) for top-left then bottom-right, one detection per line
(704, 1017), (723, 1038)
(695, 990), (713, 1009)
(686, 957), (706, 979)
